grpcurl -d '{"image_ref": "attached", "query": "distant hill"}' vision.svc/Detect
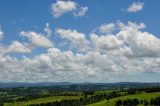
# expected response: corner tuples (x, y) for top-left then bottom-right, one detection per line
(0, 82), (160, 89)
(0, 82), (72, 88)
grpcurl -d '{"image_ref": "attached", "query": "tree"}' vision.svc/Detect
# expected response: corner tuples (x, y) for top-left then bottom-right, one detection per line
(133, 98), (139, 105)
(116, 99), (122, 106)
(144, 100), (148, 106)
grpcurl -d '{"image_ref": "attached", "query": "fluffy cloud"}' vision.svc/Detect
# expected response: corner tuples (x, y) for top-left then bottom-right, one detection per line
(1, 21), (160, 82)
(97, 23), (116, 34)
(0, 48), (120, 82)
(1, 45), (160, 82)
(51, 0), (88, 17)
(0, 41), (31, 54)
(0, 27), (31, 54)
(7, 41), (31, 53)
(55, 28), (89, 51)
(117, 27), (160, 57)
(51, 0), (76, 17)
(20, 31), (53, 48)
(117, 21), (146, 31)
(90, 33), (123, 50)
(126, 2), (144, 12)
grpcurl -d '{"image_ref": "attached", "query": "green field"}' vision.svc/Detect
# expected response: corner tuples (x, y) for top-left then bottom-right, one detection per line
(88, 92), (160, 106)
(5, 92), (160, 106)
(4, 96), (81, 106)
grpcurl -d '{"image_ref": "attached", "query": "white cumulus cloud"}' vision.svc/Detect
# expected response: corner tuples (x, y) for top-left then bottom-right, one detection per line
(1, 21), (160, 82)
(126, 2), (144, 12)
(116, 21), (160, 57)
(0, 41), (31, 54)
(51, 0), (88, 17)
(90, 33), (123, 50)
(55, 28), (89, 52)
(20, 31), (53, 48)
(7, 41), (31, 53)
(98, 23), (116, 34)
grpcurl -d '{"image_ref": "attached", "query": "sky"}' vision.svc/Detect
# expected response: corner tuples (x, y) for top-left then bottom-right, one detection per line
(0, 0), (160, 83)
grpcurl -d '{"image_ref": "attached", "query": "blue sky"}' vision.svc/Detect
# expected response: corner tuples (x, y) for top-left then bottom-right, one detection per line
(1, 0), (160, 41)
(0, 0), (160, 82)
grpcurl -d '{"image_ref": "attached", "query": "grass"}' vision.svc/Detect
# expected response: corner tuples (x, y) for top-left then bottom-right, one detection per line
(4, 96), (81, 106)
(87, 100), (108, 106)
(88, 92), (160, 106)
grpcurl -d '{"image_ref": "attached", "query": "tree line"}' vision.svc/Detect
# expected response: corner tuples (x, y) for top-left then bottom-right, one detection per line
(115, 96), (160, 106)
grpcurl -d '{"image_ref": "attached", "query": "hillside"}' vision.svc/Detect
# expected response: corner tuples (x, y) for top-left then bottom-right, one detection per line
(88, 92), (160, 106)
